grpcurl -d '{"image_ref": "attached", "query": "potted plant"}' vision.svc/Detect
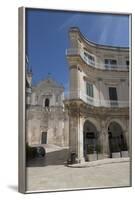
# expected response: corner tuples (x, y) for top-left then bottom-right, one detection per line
(86, 145), (97, 161)
(121, 143), (128, 157)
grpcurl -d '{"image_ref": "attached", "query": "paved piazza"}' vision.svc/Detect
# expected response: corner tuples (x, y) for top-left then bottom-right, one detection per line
(26, 145), (131, 192)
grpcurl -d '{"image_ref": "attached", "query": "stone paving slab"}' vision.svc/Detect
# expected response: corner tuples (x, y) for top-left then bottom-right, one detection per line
(26, 158), (131, 192)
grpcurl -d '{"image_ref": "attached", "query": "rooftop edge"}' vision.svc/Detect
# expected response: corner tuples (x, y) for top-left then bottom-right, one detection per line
(69, 27), (129, 51)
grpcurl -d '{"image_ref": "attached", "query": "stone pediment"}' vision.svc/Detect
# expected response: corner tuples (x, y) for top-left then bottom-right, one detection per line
(33, 77), (64, 92)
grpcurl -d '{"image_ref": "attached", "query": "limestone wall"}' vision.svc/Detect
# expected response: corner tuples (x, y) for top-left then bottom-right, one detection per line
(26, 106), (69, 147)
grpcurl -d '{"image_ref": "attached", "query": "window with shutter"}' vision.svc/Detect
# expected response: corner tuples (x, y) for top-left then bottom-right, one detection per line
(109, 87), (118, 106)
(86, 82), (94, 97)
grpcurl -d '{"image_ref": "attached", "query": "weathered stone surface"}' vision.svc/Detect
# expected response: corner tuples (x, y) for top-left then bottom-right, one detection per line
(26, 76), (69, 147)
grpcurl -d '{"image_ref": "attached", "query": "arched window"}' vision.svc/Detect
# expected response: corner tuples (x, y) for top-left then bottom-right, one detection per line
(45, 98), (49, 107)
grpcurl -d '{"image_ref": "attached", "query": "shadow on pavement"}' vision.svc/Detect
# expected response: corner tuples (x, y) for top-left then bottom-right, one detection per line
(27, 148), (69, 167)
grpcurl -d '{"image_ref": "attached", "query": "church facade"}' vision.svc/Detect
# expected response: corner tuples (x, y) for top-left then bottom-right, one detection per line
(26, 27), (130, 163)
(26, 70), (69, 147)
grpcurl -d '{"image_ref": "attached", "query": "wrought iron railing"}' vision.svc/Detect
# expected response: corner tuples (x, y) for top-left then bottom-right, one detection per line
(66, 48), (129, 71)
(64, 90), (129, 108)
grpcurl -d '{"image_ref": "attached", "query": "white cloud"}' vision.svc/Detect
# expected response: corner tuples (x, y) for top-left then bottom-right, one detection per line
(58, 14), (81, 31)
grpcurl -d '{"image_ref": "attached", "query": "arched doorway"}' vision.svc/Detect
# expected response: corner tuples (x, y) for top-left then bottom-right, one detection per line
(83, 121), (98, 160)
(108, 122), (128, 157)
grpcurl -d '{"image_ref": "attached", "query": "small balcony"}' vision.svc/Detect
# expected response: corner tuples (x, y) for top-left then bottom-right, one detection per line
(66, 48), (129, 71)
(64, 90), (129, 108)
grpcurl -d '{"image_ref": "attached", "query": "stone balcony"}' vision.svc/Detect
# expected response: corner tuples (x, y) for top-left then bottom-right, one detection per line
(64, 90), (129, 108)
(66, 48), (129, 71)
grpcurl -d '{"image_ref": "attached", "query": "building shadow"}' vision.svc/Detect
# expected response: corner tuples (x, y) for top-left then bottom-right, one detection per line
(26, 148), (69, 167)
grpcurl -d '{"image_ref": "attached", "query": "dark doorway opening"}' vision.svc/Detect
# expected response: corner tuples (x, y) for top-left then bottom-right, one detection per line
(45, 98), (49, 107)
(41, 132), (47, 144)
(108, 122), (127, 157)
(83, 121), (98, 160)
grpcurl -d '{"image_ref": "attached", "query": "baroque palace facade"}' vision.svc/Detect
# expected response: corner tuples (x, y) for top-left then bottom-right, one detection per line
(64, 27), (129, 162)
(26, 27), (130, 163)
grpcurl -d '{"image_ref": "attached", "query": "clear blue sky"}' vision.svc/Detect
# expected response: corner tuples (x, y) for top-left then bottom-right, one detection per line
(26, 9), (130, 90)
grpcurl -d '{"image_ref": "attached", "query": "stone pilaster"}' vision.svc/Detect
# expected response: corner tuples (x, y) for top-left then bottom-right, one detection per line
(123, 130), (129, 148)
(68, 115), (78, 154)
(100, 121), (110, 158)
(77, 116), (85, 163)
(101, 130), (110, 158)
(69, 65), (81, 99)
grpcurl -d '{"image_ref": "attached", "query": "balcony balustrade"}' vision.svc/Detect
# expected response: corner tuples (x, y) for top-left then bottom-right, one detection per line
(66, 48), (129, 71)
(64, 90), (129, 108)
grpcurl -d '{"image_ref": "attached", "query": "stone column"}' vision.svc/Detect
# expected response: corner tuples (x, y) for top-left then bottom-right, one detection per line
(100, 121), (110, 158)
(77, 116), (85, 163)
(97, 78), (102, 106)
(101, 130), (110, 158)
(69, 65), (80, 98)
(68, 105), (85, 163)
(68, 112), (78, 154)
